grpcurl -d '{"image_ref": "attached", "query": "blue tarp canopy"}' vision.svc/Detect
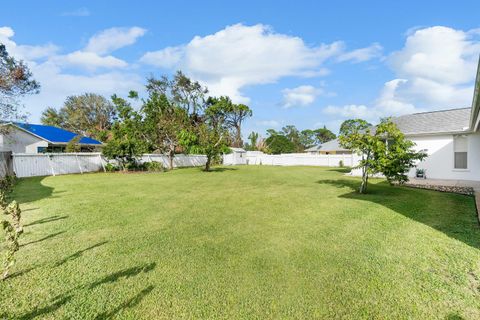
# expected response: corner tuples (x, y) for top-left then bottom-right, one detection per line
(15, 123), (102, 145)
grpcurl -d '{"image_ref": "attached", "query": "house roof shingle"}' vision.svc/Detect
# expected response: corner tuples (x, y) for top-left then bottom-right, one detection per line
(389, 107), (471, 135)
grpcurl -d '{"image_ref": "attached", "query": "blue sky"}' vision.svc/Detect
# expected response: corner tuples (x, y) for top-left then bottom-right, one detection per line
(1, 1), (480, 138)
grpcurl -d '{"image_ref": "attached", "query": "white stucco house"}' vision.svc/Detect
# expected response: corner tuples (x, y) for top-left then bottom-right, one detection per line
(0, 123), (102, 153)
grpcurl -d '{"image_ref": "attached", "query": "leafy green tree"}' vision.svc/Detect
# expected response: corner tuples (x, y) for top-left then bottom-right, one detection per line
(146, 71), (208, 115)
(142, 91), (189, 170)
(0, 44), (39, 131)
(373, 119), (427, 184)
(281, 125), (303, 152)
(102, 94), (148, 170)
(265, 134), (295, 154)
(339, 119), (371, 137)
(179, 98), (231, 171)
(340, 118), (425, 193)
(314, 126), (336, 144)
(226, 101), (252, 147)
(65, 135), (81, 152)
(246, 131), (259, 151)
(300, 129), (316, 148)
(40, 93), (116, 142)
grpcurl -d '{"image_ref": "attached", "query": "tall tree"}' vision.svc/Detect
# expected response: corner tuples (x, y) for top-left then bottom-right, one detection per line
(314, 126), (336, 144)
(102, 94), (148, 170)
(40, 93), (116, 142)
(265, 134), (295, 154)
(202, 96), (252, 147)
(0, 44), (39, 131)
(300, 129), (316, 148)
(179, 97), (231, 171)
(281, 125), (303, 152)
(146, 71), (208, 115)
(142, 91), (189, 170)
(339, 119), (371, 137)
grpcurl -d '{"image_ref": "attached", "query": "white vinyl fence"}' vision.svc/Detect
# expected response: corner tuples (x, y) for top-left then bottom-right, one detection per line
(10, 153), (208, 178)
(139, 154), (207, 168)
(12, 153), (106, 178)
(225, 151), (361, 167)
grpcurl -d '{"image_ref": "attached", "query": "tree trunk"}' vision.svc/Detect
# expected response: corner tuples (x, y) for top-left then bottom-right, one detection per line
(359, 154), (368, 194)
(205, 156), (211, 172)
(168, 149), (174, 170)
(234, 125), (242, 148)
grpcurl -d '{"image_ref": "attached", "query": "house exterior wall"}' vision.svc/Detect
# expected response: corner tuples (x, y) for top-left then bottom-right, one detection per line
(408, 132), (480, 181)
(0, 127), (48, 154)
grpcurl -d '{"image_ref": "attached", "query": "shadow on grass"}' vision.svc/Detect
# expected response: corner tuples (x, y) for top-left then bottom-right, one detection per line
(18, 295), (72, 320)
(20, 231), (66, 247)
(317, 178), (480, 249)
(6, 267), (35, 280)
(94, 285), (155, 319)
(25, 215), (68, 227)
(54, 241), (108, 267)
(12, 176), (56, 204)
(326, 167), (352, 174)
(204, 167), (238, 173)
(89, 262), (156, 289)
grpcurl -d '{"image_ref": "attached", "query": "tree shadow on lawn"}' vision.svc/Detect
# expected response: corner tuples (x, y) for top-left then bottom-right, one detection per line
(326, 167), (352, 174)
(204, 167), (238, 173)
(20, 230), (67, 247)
(17, 295), (72, 320)
(89, 262), (156, 289)
(317, 179), (480, 249)
(25, 215), (68, 227)
(94, 285), (155, 319)
(54, 241), (109, 267)
(13, 176), (57, 205)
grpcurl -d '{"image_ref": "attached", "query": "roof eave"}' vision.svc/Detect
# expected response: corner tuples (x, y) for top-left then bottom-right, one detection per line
(470, 55), (480, 132)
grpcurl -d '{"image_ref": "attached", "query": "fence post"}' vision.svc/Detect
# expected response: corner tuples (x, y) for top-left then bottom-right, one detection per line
(47, 154), (56, 176)
(75, 154), (83, 174)
(99, 154), (106, 172)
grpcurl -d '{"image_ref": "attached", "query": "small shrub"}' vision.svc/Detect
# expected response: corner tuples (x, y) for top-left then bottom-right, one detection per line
(105, 163), (119, 172)
(144, 161), (165, 172)
(339, 160), (344, 168)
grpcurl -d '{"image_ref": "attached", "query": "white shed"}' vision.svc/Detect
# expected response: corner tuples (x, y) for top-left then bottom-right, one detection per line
(223, 147), (247, 165)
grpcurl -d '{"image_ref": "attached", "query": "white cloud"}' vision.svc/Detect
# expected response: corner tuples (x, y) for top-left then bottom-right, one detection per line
(58, 51), (128, 70)
(140, 46), (184, 69)
(1, 26), (144, 121)
(140, 23), (344, 103)
(0, 26), (59, 60)
(61, 8), (91, 17)
(337, 43), (383, 63)
(381, 26), (480, 111)
(281, 85), (323, 108)
(324, 104), (372, 119)
(85, 27), (146, 55)
(256, 120), (282, 128)
(324, 26), (480, 126)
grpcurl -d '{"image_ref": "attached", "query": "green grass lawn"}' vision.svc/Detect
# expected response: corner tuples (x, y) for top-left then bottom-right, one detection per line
(2, 166), (480, 319)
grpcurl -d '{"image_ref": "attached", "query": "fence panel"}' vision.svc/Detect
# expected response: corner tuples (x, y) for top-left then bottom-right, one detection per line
(13, 153), (207, 178)
(230, 152), (360, 167)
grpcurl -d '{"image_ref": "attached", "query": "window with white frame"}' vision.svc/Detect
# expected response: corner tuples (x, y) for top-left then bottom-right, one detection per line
(453, 135), (468, 169)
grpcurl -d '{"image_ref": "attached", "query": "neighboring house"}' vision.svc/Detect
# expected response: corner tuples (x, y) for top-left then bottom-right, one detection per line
(304, 139), (351, 155)
(0, 123), (102, 153)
